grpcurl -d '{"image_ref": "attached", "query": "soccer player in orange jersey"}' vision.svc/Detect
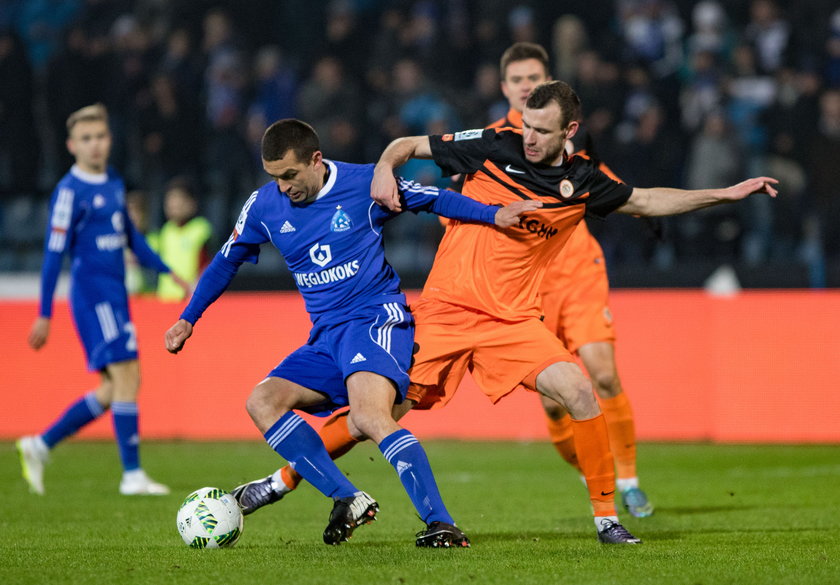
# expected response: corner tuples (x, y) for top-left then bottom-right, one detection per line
(489, 42), (654, 518)
(233, 81), (777, 545)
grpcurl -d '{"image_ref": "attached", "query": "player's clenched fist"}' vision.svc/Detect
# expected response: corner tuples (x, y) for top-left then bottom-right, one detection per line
(165, 319), (193, 354)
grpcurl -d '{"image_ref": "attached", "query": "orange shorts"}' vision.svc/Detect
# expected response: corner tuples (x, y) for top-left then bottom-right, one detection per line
(540, 249), (614, 354)
(406, 298), (574, 409)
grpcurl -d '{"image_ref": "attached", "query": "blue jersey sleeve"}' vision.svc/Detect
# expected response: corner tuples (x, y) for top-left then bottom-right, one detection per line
(125, 212), (170, 273)
(38, 184), (78, 318)
(180, 192), (268, 324)
(218, 192), (268, 264)
(394, 177), (497, 224)
(179, 252), (241, 324)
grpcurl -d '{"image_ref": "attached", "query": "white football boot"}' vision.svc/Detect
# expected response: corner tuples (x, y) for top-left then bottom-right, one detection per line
(16, 435), (49, 495)
(119, 469), (170, 495)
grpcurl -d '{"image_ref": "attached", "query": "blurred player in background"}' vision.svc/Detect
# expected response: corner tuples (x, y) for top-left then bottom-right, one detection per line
(17, 103), (188, 496)
(147, 176), (212, 301)
(489, 42), (653, 517)
(164, 118), (538, 547)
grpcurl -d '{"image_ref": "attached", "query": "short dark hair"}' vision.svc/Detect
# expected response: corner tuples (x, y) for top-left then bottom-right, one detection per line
(525, 81), (581, 128)
(500, 42), (550, 80)
(261, 119), (321, 162)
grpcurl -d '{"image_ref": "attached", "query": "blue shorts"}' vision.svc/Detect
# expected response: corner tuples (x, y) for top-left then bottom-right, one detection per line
(70, 285), (137, 371)
(267, 301), (414, 416)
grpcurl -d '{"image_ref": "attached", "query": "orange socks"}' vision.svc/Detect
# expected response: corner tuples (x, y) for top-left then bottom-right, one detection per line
(572, 414), (616, 517)
(544, 413), (582, 473)
(599, 392), (637, 480)
(279, 410), (361, 490)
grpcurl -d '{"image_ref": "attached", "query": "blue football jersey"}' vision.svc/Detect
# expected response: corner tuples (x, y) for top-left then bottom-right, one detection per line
(188, 160), (496, 325)
(39, 165), (168, 318)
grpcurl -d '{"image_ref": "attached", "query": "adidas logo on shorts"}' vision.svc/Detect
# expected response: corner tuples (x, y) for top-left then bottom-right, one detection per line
(280, 221), (296, 233)
(350, 353), (366, 364)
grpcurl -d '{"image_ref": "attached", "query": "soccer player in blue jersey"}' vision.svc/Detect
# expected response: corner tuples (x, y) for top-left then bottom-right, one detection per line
(17, 104), (188, 496)
(164, 118), (539, 547)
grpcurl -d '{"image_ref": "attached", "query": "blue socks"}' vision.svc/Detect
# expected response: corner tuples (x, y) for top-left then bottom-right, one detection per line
(112, 401), (140, 471)
(264, 412), (357, 498)
(41, 391), (106, 448)
(380, 429), (453, 525)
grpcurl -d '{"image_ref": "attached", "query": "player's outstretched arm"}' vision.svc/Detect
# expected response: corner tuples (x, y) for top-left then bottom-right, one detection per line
(373, 136), (433, 213)
(494, 199), (543, 228)
(169, 273), (193, 297)
(28, 316), (50, 350)
(165, 319), (193, 354)
(618, 177), (778, 217)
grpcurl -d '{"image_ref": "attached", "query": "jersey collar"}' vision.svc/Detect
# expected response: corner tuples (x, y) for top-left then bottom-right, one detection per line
(314, 160), (338, 201)
(70, 164), (108, 184)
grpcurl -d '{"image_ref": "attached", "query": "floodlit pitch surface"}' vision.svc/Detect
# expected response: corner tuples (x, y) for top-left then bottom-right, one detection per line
(3, 440), (837, 585)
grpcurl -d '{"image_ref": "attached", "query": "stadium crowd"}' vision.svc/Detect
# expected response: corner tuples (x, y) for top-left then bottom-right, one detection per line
(1, 0), (838, 286)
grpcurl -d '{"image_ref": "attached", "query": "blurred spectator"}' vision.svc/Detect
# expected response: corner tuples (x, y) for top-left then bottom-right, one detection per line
(148, 177), (212, 302)
(806, 89), (840, 260)
(297, 56), (363, 162)
(159, 27), (203, 107)
(0, 30), (40, 196)
(744, 0), (791, 75)
(680, 110), (744, 261)
(724, 43), (777, 263)
(12, 0), (80, 74)
(136, 72), (203, 192)
(686, 1), (733, 59)
(551, 14), (588, 85)
(825, 8), (840, 88)
(679, 48), (724, 133)
(617, 0), (684, 79)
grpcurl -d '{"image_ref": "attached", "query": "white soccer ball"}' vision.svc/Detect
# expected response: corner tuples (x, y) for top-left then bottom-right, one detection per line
(176, 487), (244, 548)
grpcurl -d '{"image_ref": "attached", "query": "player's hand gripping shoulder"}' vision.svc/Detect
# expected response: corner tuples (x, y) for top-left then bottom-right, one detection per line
(28, 316), (51, 350)
(372, 136), (434, 213)
(371, 165), (402, 212)
(494, 199), (543, 228)
(164, 319), (194, 354)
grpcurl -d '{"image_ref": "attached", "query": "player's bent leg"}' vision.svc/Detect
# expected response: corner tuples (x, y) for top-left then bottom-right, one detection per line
(235, 399), (419, 516)
(248, 376), (376, 543)
(579, 342), (654, 518)
(105, 360), (169, 496)
(535, 362), (640, 542)
(346, 374), (467, 546)
(539, 393), (582, 473)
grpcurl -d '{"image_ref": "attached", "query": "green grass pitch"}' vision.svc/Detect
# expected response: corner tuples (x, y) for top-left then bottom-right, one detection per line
(3, 440), (838, 585)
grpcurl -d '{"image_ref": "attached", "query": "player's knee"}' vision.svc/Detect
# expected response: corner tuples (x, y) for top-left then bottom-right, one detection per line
(542, 401), (568, 421)
(591, 369), (620, 397)
(347, 408), (396, 443)
(245, 384), (288, 430)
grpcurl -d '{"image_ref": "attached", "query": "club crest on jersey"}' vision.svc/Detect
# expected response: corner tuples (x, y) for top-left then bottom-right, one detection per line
(330, 206), (352, 232)
(309, 242), (332, 267)
(559, 179), (575, 199)
(93, 194), (106, 208)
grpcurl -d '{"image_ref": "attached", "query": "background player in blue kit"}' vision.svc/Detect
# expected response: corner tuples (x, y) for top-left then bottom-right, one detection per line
(164, 118), (538, 547)
(17, 104), (188, 496)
